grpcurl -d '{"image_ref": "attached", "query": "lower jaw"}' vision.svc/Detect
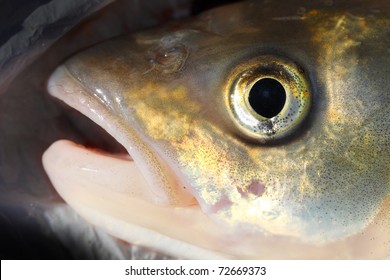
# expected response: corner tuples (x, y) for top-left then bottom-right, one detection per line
(42, 139), (234, 259)
(43, 140), (390, 259)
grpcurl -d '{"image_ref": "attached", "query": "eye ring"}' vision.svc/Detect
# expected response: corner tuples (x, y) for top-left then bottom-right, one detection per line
(225, 56), (311, 142)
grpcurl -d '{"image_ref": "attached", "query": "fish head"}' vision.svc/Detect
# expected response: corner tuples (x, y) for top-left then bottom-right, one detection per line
(43, 0), (390, 258)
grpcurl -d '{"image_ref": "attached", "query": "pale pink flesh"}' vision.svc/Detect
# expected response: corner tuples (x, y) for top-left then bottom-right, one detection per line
(43, 140), (234, 259)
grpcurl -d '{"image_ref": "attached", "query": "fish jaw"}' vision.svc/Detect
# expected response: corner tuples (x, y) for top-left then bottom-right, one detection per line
(45, 65), (195, 207)
(42, 140), (233, 259)
(43, 65), (233, 258)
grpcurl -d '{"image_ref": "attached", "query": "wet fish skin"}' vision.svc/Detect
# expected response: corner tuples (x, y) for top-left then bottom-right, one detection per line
(46, 0), (390, 258)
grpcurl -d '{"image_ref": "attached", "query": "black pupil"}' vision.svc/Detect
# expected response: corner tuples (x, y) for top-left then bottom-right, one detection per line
(248, 78), (286, 118)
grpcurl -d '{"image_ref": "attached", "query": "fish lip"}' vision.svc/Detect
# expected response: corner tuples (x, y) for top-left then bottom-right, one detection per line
(47, 64), (195, 206)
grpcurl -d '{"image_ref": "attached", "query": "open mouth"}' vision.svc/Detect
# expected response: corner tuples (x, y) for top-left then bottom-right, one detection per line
(45, 65), (196, 206)
(43, 64), (235, 259)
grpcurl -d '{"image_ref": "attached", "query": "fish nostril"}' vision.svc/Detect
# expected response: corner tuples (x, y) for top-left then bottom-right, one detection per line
(146, 44), (189, 74)
(248, 78), (286, 119)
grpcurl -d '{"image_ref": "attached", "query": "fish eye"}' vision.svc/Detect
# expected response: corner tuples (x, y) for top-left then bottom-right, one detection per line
(226, 56), (311, 142)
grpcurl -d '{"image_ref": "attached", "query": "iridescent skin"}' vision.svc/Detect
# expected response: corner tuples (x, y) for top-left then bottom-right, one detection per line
(46, 0), (390, 257)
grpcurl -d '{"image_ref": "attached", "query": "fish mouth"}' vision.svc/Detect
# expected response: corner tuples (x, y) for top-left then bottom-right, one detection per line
(46, 65), (196, 206)
(43, 64), (235, 259)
